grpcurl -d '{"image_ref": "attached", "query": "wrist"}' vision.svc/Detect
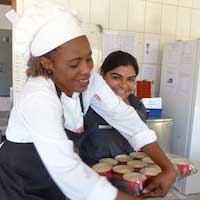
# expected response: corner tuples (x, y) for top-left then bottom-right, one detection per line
(162, 164), (177, 175)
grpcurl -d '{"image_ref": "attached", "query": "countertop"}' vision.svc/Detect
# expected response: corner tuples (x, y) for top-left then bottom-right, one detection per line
(0, 112), (173, 133)
(146, 115), (173, 123)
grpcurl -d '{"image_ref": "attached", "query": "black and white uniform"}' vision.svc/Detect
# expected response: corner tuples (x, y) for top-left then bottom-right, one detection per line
(0, 72), (156, 200)
(78, 94), (147, 165)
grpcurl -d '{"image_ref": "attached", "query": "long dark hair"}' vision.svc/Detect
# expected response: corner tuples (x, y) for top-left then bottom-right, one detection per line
(101, 50), (139, 75)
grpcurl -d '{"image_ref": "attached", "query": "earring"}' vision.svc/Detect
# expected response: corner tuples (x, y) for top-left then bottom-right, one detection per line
(46, 69), (53, 76)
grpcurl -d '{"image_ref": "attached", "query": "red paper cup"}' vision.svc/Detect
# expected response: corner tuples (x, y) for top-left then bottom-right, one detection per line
(113, 165), (132, 180)
(140, 166), (162, 184)
(171, 158), (191, 175)
(115, 154), (132, 164)
(129, 152), (148, 160)
(99, 158), (118, 166)
(123, 172), (147, 195)
(92, 163), (113, 179)
(127, 160), (147, 172)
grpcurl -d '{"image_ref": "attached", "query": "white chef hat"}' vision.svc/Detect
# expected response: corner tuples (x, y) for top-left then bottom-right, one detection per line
(6, 1), (84, 66)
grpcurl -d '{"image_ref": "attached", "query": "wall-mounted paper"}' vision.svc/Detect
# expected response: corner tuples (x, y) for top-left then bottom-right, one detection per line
(142, 64), (157, 81)
(143, 39), (159, 64)
(165, 70), (176, 88)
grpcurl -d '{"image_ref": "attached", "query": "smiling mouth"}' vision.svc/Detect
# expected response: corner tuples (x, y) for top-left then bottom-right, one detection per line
(78, 79), (90, 87)
(80, 79), (89, 83)
(116, 90), (127, 95)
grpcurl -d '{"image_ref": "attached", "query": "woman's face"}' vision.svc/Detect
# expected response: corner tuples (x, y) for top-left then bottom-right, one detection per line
(46, 36), (93, 96)
(102, 65), (137, 102)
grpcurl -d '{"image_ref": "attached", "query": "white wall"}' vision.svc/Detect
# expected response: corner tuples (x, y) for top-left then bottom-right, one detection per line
(68, 0), (200, 96)
(14, 0), (200, 96)
(0, 5), (12, 29)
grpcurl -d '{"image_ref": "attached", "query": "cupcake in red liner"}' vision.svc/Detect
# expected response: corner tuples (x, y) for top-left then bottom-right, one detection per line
(129, 152), (148, 160)
(112, 165), (133, 180)
(92, 163), (113, 179)
(99, 158), (118, 166)
(171, 158), (191, 175)
(140, 166), (162, 184)
(123, 172), (147, 195)
(115, 154), (132, 164)
(142, 157), (155, 165)
(127, 160), (147, 172)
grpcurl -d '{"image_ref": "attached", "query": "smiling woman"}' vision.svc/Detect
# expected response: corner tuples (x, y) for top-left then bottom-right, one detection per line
(78, 51), (147, 166)
(27, 36), (93, 96)
(0, 1), (177, 200)
(0, 1), (157, 200)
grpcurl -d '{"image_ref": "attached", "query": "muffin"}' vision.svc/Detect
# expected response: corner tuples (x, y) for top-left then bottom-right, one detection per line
(115, 154), (132, 164)
(99, 158), (118, 166)
(127, 160), (147, 172)
(92, 163), (113, 179)
(129, 152), (147, 160)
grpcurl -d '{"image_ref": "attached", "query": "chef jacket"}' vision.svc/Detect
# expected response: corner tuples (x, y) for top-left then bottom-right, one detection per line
(4, 71), (156, 199)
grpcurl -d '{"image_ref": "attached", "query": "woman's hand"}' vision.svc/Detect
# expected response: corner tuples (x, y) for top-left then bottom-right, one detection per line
(141, 167), (177, 198)
(116, 191), (143, 200)
(141, 142), (177, 198)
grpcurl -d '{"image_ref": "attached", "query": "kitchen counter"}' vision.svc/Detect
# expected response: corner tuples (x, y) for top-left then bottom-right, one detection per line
(0, 112), (173, 148)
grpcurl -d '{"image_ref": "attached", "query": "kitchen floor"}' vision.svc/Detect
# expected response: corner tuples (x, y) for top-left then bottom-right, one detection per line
(146, 187), (200, 200)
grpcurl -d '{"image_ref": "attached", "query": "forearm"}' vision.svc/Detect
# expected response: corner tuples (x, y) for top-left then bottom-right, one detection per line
(141, 142), (175, 171)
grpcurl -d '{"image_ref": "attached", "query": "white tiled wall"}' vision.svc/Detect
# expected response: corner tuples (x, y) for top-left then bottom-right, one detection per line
(13, 0), (200, 96)
(161, 4), (177, 35)
(176, 7), (191, 37)
(90, 0), (110, 28)
(191, 9), (200, 38)
(128, 0), (146, 32)
(109, 0), (129, 30)
(70, 0), (90, 23)
(163, 0), (178, 5)
(193, 0), (200, 8)
(179, 0), (193, 8)
(145, 2), (162, 34)
(69, 0), (200, 96)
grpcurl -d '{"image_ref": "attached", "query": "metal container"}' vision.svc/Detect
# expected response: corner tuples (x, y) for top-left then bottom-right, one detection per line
(146, 116), (173, 152)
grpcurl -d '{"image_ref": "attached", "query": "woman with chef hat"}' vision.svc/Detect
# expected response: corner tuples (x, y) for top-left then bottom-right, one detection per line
(0, 1), (176, 200)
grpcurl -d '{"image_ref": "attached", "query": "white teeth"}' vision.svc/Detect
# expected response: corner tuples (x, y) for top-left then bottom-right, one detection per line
(80, 79), (88, 83)
(118, 90), (126, 94)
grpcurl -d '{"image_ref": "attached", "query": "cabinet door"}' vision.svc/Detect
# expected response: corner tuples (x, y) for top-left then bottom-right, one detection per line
(0, 29), (12, 96)
(147, 121), (173, 152)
